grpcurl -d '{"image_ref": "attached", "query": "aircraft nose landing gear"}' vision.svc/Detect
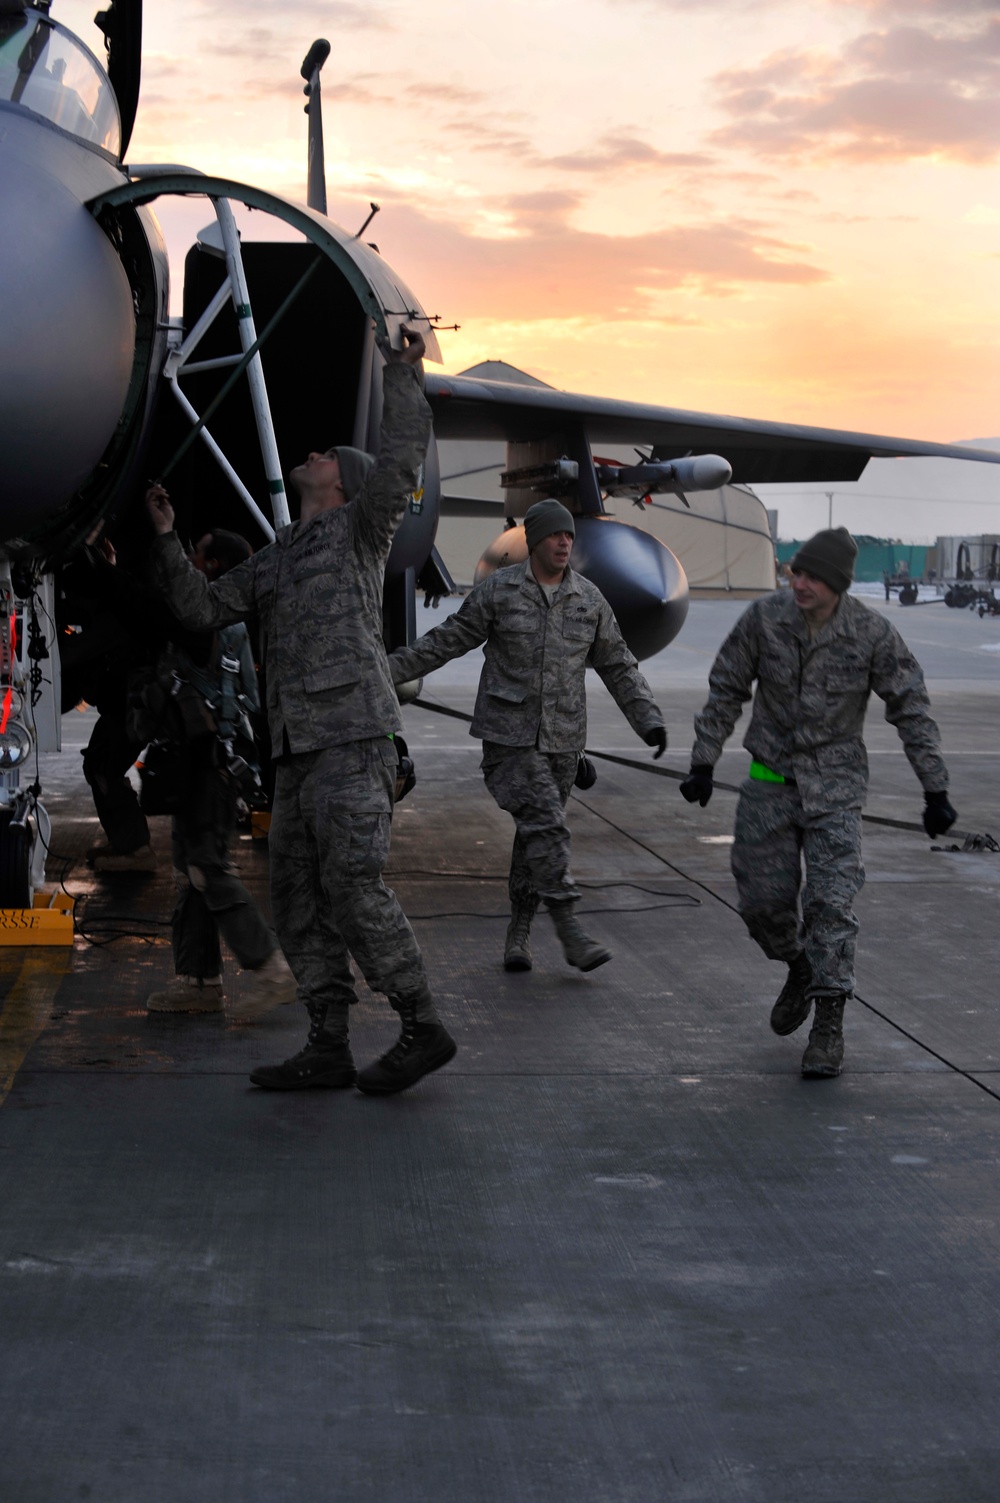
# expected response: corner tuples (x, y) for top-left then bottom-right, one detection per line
(0, 804), (32, 910)
(0, 561), (59, 909)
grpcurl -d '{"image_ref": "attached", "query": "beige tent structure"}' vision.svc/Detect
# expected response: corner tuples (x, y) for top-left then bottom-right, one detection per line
(435, 362), (776, 596)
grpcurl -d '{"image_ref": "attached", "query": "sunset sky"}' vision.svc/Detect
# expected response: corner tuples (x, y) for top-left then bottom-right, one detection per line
(60, 0), (1000, 536)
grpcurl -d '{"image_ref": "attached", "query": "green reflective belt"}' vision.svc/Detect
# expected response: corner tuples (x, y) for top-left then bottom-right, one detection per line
(749, 759), (786, 783)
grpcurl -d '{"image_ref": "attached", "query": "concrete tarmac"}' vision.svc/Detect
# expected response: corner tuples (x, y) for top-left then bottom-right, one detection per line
(1, 591), (998, 1502)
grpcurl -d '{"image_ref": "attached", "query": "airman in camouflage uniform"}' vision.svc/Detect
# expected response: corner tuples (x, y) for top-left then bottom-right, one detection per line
(389, 498), (667, 973)
(146, 528), (297, 1020)
(146, 328), (456, 1096)
(680, 527), (956, 1078)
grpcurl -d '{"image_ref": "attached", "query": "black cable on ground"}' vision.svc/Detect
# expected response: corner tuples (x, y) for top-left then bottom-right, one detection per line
(569, 792), (742, 920)
(573, 789), (1000, 1105)
(414, 696), (992, 845)
(848, 995), (1000, 1105)
(390, 875), (699, 921)
(43, 844), (170, 947)
(584, 748), (988, 845)
(406, 907), (694, 919)
(412, 694), (1000, 1101)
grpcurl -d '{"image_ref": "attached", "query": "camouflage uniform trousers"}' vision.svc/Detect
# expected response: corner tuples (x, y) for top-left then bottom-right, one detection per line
(730, 780), (864, 997)
(268, 736), (433, 1038)
(481, 742), (581, 912)
(171, 751), (276, 981)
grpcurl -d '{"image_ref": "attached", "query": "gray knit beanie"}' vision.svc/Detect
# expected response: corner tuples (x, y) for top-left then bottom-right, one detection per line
(523, 498), (576, 552)
(331, 445), (376, 503)
(791, 527), (858, 594)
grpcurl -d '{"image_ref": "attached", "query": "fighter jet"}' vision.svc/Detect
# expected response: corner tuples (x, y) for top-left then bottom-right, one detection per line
(0, 0), (998, 904)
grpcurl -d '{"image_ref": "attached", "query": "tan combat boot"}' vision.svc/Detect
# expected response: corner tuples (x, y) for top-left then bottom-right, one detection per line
(545, 899), (611, 972)
(801, 996), (847, 1078)
(235, 951), (298, 1019)
(92, 843), (158, 874)
(503, 905), (535, 972)
(770, 952), (813, 1035)
(147, 975), (225, 1013)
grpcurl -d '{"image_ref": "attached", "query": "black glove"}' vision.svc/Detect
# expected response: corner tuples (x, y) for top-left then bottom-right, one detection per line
(574, 754), (597, 790)
(644, 726), (667, 760)
(923, 790), (957, 838)
(680, 764), (714, 807)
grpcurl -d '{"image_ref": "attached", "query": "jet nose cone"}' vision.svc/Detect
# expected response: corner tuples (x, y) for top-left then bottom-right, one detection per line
(0, 153), (135, 537)
(571, 516), (689, 660)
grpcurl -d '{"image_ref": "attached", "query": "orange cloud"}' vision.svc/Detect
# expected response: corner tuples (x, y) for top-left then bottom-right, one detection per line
(356, 192), (828, 321)
(434, 117), (537, 158)
(711, 17), (1000, 163)
(543, 136), (715, 173)
(623, 0), (992, 12)
(843, 0), (993, 14)
(326, 75), (393, 105)
(199, 0), (391, 34)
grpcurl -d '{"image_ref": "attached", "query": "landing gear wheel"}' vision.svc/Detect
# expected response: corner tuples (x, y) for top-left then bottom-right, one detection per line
(0, 808), (31, 908)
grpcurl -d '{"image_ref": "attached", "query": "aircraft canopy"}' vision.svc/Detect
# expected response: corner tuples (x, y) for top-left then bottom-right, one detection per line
(0, 12), (120, 153)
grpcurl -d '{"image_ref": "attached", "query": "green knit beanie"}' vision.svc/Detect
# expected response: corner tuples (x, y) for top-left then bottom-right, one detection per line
(523, 498), (576, 552)
(331, 445), (376, 504)
(791, 527), (858, 594)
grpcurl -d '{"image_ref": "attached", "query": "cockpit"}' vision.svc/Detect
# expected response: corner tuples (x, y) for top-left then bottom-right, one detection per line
(0, 9), (120, 155)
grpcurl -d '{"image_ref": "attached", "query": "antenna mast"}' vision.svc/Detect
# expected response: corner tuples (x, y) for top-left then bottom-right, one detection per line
(300, 39), (331, 214)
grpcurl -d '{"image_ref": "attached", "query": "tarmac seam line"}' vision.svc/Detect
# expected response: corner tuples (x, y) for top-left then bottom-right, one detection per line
(571, 791), (1000, 1108)
(849, 994), (1000, 1105)
(413, 697), (987, 843)
(14, 1065), (991, 1081)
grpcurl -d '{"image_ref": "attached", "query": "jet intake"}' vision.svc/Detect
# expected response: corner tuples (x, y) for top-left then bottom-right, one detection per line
(0, 136), (136, 537)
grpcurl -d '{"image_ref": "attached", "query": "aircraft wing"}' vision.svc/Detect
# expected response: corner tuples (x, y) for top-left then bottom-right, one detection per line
(424, 372), (1000, 485)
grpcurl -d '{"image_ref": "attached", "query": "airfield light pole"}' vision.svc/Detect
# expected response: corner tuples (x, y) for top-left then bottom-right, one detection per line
(301, 40), (331, 215)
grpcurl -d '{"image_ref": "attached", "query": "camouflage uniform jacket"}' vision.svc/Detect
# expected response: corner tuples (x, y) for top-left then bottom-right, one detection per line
(150, 362), (430, 755)
(691, 589), (948, 814)
(388, 561), (664, 753)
